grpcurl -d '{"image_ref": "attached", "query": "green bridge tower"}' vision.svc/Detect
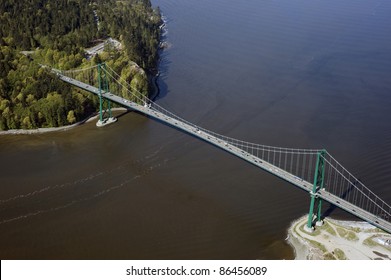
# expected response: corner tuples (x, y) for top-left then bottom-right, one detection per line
(306, 149), (326, 231)
(97, 63), (117, 127)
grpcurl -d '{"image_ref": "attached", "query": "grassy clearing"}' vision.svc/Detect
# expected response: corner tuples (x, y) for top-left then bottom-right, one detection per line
(351, 227), (361, 233)
(335, 226), (358, 241)
(334, 248), (347, 260)
(336, 227), (347, 237)
(323, 253), (336, 260)
(346, 231), (358, 241)
(323, 222), (337, 236)
(308, 239), (327, 253)
(363, 237), (377, 247)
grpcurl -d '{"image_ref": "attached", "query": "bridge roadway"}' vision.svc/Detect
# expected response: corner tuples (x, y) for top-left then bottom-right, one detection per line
(58, 73), (391, 233)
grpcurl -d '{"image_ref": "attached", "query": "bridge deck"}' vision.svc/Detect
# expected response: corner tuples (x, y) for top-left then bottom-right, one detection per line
(58, 74), (391, 233)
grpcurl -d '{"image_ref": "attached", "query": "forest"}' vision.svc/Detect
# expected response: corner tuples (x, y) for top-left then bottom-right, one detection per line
(0, 0), (161, 130)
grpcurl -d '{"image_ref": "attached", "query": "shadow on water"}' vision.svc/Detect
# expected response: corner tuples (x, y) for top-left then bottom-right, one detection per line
(151, 50), (171, 102)
(322, 180), (359, 219)
(99, 107), (130, 121)
(114, 110), (131, 120)
(149, 13), (172, 102)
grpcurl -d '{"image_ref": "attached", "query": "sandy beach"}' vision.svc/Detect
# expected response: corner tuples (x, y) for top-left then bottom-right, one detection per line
(287, 215), (391, 260)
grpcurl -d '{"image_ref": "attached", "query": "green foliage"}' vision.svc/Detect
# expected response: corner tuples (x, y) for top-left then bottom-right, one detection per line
(0, 0), (161, 130)
(363, 237), (377, 247)
(333, 248), (347, 260)
(323, 253), (336, 260)
(0, 0), (97, 52)
(67, 110), (76, 124)
(335, 226), (358, 241)
(323, 222), (337, 236)
(95, 0), (161, 70)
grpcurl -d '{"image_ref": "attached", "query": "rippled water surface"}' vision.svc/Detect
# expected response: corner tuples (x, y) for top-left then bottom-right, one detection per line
(1, 0), (391, 259)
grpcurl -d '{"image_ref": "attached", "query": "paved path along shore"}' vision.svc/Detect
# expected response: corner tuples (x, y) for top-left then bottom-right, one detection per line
(0, 108), (128, 135)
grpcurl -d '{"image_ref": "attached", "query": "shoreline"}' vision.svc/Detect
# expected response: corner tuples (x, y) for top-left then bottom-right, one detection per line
(148, 69), (161, 101)
(287, 215), (391, 260)
(0, 108), (128, 136)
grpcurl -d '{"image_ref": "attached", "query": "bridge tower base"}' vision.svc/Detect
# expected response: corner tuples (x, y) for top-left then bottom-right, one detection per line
(316, 219), (324, 227)
(96, 117), (118, 127)
(304, 220), (314, 233)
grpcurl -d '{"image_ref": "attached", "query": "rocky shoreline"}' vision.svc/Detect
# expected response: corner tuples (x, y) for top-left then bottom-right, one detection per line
(287, 215), (391, 260)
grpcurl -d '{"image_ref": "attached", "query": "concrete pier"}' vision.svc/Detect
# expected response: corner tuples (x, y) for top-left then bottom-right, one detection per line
(96, 117), (117, 127)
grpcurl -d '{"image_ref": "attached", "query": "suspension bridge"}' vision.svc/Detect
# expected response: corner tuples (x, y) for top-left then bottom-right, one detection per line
(50, 63), (391, 233)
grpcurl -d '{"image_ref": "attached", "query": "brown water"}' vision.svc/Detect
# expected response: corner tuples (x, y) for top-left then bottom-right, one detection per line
(1, 0), (391, 259)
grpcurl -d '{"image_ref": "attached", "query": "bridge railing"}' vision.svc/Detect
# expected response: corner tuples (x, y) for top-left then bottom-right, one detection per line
(102, 65), (391, 223)
(57, 64), (391, 225)
(321, 152), (391, 223)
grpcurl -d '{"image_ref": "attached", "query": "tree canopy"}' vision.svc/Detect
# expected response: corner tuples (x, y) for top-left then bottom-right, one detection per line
(0, 0), (161, 130)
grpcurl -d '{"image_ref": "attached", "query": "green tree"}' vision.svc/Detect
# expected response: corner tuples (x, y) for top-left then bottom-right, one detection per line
(0, 0), (161, 130)
(67, 110), (76, 124)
